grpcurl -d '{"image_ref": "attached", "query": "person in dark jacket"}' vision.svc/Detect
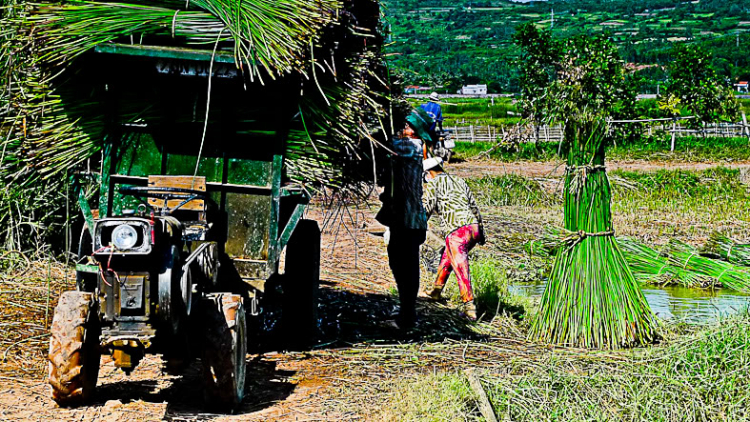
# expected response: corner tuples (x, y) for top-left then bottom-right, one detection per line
(375, 109), (434, 330)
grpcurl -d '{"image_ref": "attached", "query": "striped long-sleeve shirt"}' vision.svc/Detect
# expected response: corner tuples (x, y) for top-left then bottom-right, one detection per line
(422, 173), (482, 238)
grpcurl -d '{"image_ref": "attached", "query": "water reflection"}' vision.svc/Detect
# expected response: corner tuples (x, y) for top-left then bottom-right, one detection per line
(509, 282), (750, 323)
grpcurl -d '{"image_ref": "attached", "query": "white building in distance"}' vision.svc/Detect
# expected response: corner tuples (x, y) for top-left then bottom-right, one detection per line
(458, 84), (488, 96)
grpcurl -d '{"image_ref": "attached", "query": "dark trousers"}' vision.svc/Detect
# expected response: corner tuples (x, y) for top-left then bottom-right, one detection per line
(387, 228), (426, 327)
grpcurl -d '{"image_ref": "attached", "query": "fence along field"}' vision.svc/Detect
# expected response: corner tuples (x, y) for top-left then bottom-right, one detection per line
(449, 113), (750, 149)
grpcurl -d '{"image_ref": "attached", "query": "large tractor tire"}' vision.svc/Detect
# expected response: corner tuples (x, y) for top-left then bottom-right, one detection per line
(48, 291), (101, 406)
(201, 293), (247, 411)
(282, 219), (321, 349)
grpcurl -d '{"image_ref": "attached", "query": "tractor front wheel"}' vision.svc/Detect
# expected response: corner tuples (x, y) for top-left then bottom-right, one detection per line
(201, 293), (247, 411)
(48, 291), (101, 406)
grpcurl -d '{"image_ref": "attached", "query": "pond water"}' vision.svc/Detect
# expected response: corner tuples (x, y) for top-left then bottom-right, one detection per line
(509, 282), (750, 323)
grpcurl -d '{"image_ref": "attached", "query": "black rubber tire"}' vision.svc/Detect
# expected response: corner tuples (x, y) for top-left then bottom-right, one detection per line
(282, 219), (321, 349)
(201, 293), (247, 411)
(48, 291), (101, 407)
(76, 228), (97, 292)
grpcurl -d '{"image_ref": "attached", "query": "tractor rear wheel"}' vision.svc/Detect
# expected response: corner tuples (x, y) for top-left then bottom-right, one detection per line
(48, 291), (101, 406)
(282, 219), (321, 349)
(201, 293), (247, 411)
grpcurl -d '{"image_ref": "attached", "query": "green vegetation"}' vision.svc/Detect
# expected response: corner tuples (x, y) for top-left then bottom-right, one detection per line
(466, 166), (750, 260)
(467, 175), (553, 208)
(441, 256), (530, 321)
(454, 136), (750, 162)
(467, 165), (750, 306)
(384, 0), (750, 92)
(610, 167), (750, 239)
(515, 28), (657, 348)
(408, 97), (521, 126)
(373, 315), (750, 421)
(703, 231), (750, 267)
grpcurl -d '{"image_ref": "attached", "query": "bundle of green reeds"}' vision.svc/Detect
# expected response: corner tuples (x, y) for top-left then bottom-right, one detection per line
(618, 238), (716, 288)
(666, 239), (750, 293)
(528, 120), (658, 349)
(25, 0), (340, 80)
(525, 231), (717, 289)
(1, 0), (390, 190)
(702, 231), (750, 267)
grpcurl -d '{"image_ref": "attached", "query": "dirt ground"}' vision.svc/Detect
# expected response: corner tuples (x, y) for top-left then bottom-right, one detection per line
(1, 157), (747, 421)
(0, 201), (488, 421)
(449, 158), (750, 179)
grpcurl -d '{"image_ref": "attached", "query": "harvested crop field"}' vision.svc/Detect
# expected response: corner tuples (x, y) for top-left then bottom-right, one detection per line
(1, 150), (750, 421)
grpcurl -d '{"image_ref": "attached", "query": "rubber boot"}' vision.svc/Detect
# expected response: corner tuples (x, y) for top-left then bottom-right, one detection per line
(463, 300), (477, 321)
(427, 285), (444, 301)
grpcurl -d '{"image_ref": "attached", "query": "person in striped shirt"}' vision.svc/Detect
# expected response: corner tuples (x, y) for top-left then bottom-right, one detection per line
(422, 157), (485, 320)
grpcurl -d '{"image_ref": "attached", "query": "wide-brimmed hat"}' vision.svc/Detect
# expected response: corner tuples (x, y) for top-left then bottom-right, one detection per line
(405, 108), (435, 143)
(423, 156), (443, 171)
(428, 92), (440, 102)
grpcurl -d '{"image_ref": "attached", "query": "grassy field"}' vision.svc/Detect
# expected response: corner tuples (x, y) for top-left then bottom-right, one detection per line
(407, 98), (750, 128)
(364, 314), (750, 421)
(453, 135), (750, 162)
(355, 136), (750, 420)
(2, 134), (750, 420)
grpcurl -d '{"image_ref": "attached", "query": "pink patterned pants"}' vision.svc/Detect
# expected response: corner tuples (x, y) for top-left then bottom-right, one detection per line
(434, 224), (480, 303)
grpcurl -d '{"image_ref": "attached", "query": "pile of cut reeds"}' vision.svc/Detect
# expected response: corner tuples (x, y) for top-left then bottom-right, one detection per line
(665, 239), (750, 294)
(525, 233), (719, 289)
(702, 231), (750, 267)
(617, 238), (717, 289)
(1, 0), (391, 190)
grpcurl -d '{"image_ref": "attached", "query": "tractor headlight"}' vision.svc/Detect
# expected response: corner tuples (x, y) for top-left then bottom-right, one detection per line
(112, 224), (138, 250)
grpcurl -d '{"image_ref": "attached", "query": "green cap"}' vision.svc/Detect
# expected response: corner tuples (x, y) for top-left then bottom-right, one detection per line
(405, 108), (435, 144)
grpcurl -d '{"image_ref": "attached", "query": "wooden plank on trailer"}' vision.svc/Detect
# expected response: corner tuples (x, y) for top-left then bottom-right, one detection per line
(147, 175), (206, 211)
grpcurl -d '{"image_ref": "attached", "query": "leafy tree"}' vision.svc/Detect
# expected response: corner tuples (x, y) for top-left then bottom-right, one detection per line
(665, 44), (739, 125)
(512, 23), (560, 122)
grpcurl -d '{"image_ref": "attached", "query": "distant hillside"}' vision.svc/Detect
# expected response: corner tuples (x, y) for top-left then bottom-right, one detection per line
(383, 0), (750, 93)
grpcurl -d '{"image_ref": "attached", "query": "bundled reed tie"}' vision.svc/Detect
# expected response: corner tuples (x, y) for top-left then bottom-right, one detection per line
(566, 164), (606, 197)
(555, 228), (615, 250)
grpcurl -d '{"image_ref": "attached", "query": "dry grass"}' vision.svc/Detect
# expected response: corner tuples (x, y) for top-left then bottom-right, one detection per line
(0, 259), (73, 378)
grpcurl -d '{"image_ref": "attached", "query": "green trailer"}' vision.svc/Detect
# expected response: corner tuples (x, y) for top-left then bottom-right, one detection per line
(49, 43), (321, 410)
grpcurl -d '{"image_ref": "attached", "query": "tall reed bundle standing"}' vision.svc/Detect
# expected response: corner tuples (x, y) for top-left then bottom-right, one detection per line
(528, 121), (658, 348)
(515, 30), (658, 348)
(0, 0), (391, 190)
